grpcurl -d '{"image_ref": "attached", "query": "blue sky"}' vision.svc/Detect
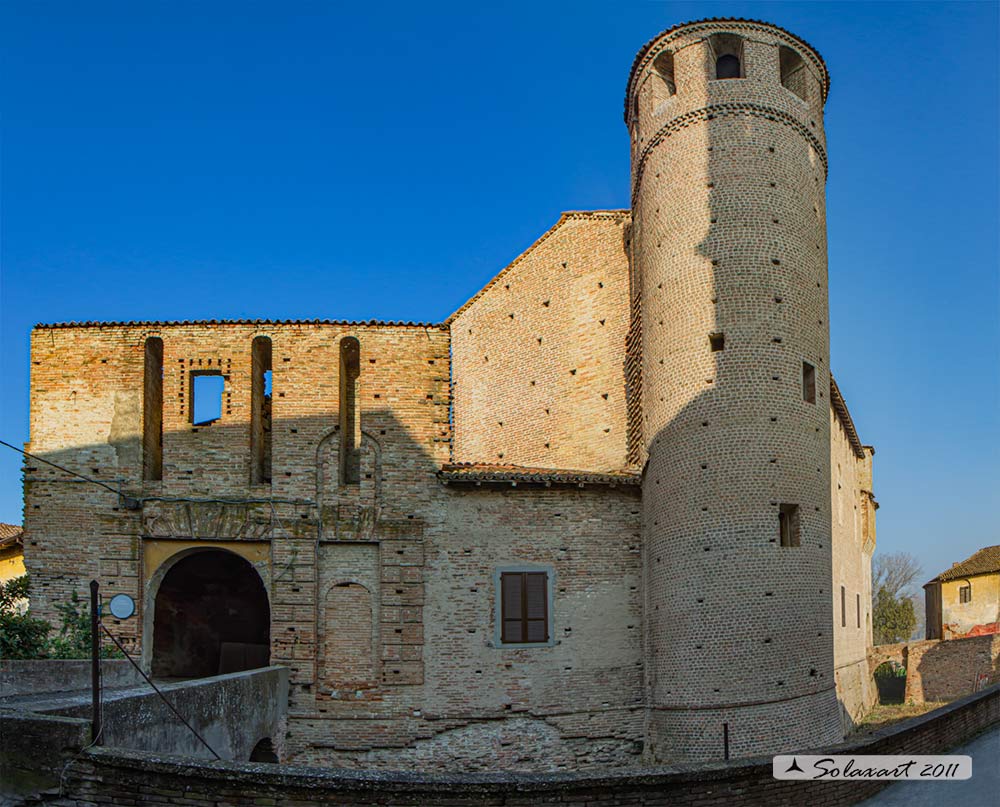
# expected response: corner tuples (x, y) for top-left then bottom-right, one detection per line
(1, 1), (997, 585)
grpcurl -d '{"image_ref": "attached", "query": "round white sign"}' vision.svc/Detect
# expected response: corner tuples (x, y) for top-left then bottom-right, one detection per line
(108, 593), (135, 620)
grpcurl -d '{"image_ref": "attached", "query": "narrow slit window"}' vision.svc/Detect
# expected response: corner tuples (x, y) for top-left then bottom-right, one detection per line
(959, 584), (972, 604)
(778, 503), (800, 547)
(802, 361), (816, 404)
(251, 336), (272, 484)
(500, 571), (549, 644)
(339, 337), (361, 485)
(841, 586), (846, 627)
(709, 333), (725, 352)
(191, 373), (224, 425)
(856, 593), (861, 628)
(143, 337), (163, 481)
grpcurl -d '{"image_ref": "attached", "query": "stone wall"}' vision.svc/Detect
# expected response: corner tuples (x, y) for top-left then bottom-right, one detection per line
(0, 660), (142, 699)
(39, 683), (1000, 807)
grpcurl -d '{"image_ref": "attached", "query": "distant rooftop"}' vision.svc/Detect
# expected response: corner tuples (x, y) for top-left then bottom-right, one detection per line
(929, 545), (1000, 583)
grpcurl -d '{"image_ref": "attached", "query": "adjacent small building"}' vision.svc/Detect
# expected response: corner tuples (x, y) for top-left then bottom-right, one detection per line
(925, 545), (1000, 640)
(0, 524), (25, 585)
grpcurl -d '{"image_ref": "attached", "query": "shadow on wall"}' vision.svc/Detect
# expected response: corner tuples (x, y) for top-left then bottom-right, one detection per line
(20, 406), (438, 689)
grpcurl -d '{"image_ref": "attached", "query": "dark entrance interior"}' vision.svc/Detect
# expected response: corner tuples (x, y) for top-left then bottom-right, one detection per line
(152, 550), (270, 678)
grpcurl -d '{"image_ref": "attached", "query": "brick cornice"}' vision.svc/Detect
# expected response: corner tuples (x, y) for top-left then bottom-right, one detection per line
(632, 103), (829, 208)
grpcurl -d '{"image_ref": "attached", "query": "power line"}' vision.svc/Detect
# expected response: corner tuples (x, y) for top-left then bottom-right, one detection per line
(0, 439), (122, 496)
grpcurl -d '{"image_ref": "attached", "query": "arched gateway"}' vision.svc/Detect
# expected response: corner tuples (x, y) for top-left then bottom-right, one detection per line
(151, 549), (270, 678)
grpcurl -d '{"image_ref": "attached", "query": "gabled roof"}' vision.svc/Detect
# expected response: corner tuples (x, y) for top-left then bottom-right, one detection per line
(438, 463), (640, 488)
(444, 210), (630, 325)
(929, 545), (1000, 584)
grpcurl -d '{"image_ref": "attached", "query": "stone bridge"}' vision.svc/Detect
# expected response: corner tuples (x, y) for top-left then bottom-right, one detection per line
(0, 661), (287, 804)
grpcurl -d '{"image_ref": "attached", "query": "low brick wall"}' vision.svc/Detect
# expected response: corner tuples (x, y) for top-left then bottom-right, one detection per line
(869, 634), (1000, 703)
(0, 660), (143, 700)
(50, 683), (1000, 807)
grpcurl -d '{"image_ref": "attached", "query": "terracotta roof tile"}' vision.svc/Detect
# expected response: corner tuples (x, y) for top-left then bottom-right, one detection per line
(35, 319), (446, 330)
(0, 523), (23, 550)
(438, 463), (640, 487)
(930, 545), (1000, 583)
(830, 376), (866, 459)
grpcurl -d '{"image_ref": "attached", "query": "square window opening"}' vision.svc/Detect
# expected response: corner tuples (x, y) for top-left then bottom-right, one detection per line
(709, 333), (725, 352)
(191, 372), (224, 425)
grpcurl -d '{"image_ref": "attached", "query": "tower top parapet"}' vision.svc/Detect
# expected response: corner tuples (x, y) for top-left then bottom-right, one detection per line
(624, 17), (829, 123)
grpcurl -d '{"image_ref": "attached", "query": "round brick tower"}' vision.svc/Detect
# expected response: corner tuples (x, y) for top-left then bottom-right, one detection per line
(625, 20), (841, 761)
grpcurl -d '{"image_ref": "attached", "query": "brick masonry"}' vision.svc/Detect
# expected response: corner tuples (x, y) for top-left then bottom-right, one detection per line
(39, 684), (1000, 806)
(21, 18), (878, 770)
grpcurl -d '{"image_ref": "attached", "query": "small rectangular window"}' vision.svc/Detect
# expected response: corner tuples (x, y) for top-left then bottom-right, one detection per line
(778, 503), (800, 547)
(709, 333), (725, 352)
(841, 586), (846, 627)
(802, 361), (816, 404)
(500, 571), (549, 644)
(191, 372), (224, 425)
(959, 585), (971, 604)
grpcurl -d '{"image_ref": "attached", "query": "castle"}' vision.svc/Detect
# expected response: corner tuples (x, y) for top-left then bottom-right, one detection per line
(21, 19), (877, 769)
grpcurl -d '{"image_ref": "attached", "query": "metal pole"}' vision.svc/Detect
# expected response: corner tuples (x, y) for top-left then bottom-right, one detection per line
(90, 579), (102, 745)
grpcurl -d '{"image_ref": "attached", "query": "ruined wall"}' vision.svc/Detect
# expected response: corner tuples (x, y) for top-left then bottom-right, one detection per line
(25, 319), (647, 771)
(830, 403), (876, 729)
(870, 634), (1000, 703)
(450, 212), (631, 472)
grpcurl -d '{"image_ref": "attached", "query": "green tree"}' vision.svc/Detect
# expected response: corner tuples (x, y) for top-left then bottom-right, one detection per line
(873, 587), (917, 645)
(0, 575), (52, 659)
(46, 589), (122, 659)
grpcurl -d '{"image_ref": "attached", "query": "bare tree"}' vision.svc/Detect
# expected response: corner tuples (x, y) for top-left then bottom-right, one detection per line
(872, 552), (923, 599)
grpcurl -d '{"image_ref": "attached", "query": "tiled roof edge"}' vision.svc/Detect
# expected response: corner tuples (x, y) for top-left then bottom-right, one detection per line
(438, 463), (641, 487)
(34, 319), (448, 330)
(444, 210), (631, 326)
(830, 375), (866, 460)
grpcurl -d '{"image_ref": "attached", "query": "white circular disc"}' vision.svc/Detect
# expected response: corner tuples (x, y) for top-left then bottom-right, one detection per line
(108, 593), (135, 620)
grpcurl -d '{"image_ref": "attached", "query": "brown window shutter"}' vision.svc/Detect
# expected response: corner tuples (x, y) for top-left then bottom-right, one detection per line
(501, 573), (524, 643)
(524, 572), (548, 642)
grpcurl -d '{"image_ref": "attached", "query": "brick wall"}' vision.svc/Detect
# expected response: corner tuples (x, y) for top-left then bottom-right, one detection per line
(870, 634), (1000, 703)
(45, 684), (1000, 807)
(450, 211), (631, 472)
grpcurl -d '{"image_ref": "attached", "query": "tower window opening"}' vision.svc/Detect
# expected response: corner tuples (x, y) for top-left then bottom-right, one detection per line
(841, 586), (846, 627)
(710, 34), (745, 80)
(191, 372), (224, 426)
(778, 503), (800, 547)
(339, 336), (361, 485)
(652, 50), (676, 97)
(709, 333), (725, 352)
(802, 361), (816, 404)
(143, 337), (164, 481)
(959, 584), (971, 604)
(779, 46), (809, 102)
(251, 336), (272, 485)
(856, 592), (861, 628)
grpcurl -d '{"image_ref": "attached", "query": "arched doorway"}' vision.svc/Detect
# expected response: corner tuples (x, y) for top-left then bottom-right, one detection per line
(152, 549), (270, 678)
(873, 660), (906, 704)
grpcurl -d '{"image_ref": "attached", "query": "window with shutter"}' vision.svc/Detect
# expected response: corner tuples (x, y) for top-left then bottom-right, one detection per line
(498, 570), (550, 645)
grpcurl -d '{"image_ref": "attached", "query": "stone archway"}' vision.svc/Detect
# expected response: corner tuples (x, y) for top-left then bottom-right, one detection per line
(151, 549), (270, 678)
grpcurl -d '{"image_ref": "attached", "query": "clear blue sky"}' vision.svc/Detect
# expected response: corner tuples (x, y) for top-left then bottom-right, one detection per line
(1, 2), (997, 584)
